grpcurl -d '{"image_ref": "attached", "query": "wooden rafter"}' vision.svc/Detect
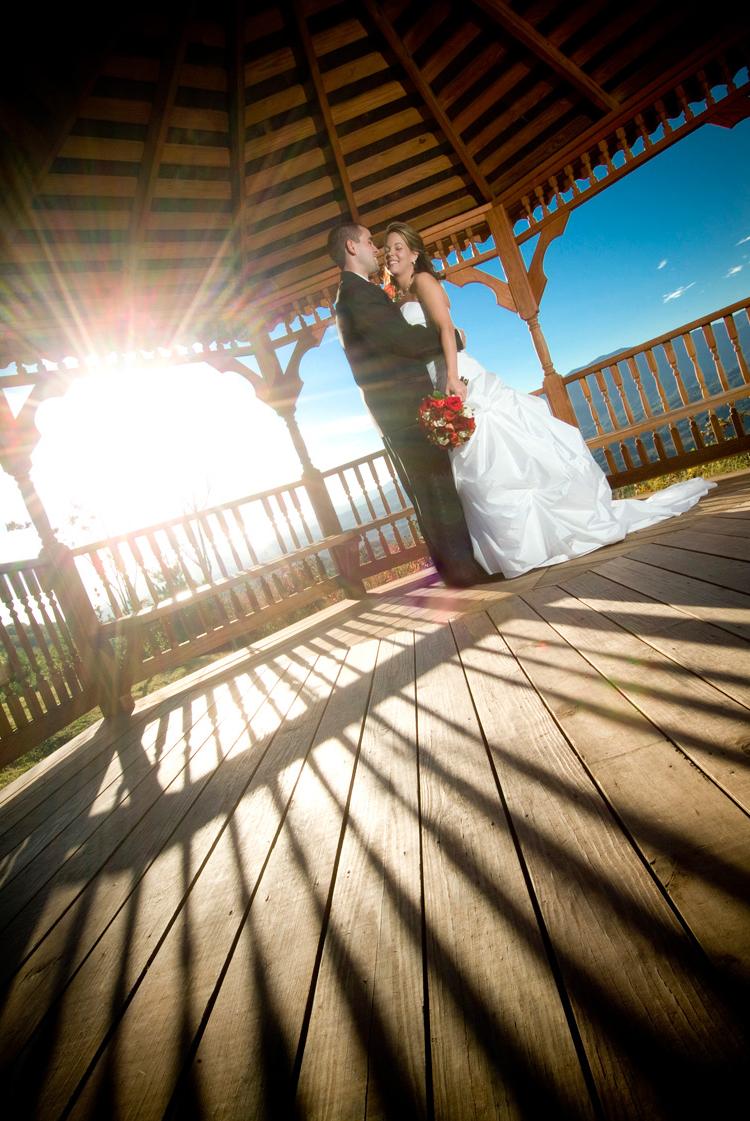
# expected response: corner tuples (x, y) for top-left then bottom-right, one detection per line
(0, 40), (113, 249)
(471, 0), (619, 113)
(503, 32), (746, 221)
(126, 7), (194, 272)
(227, 0), (248, 274)
(291, 0), (360, 223)
(361, 0), (495, 203)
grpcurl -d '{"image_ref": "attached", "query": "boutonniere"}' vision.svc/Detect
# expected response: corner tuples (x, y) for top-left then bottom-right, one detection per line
(383, 282), (398, 301)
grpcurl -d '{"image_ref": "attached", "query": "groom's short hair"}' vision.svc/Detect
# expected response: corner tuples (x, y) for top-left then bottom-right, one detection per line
(327, 221), (363, 268)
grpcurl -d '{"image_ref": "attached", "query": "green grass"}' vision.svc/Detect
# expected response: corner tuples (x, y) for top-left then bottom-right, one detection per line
(611, 452), (750, 499)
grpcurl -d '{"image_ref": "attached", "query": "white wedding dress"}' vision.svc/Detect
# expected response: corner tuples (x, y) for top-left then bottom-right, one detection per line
(400, 299), (716, 578)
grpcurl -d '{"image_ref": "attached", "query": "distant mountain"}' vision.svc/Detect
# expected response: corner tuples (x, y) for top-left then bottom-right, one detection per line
(565, 348), (629, 377)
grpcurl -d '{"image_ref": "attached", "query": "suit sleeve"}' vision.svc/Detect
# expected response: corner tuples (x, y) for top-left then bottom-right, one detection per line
(345, 281), (445, 360)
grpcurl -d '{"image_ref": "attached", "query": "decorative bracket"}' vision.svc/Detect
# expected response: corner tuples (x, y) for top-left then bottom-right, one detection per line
(528, 210), (570, 303)
(446, 267), (517, 313)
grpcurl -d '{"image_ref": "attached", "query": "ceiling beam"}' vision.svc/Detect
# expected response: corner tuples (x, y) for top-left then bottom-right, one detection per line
(227, 0), (249, 280)
(471, 0), (619, 113)
(291, 0), (360, 222)
(126, 6), (194, 275)
(360, 0), (495, 203)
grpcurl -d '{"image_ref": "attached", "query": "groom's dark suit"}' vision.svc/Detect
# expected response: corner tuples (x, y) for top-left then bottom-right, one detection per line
(334, 270), (488, 586)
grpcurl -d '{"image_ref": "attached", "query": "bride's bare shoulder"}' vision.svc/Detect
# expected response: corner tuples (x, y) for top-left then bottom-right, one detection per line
(413, 271), (449, 304)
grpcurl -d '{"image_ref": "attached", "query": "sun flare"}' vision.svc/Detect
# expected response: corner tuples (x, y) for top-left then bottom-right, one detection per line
(29, 362), (302, 544)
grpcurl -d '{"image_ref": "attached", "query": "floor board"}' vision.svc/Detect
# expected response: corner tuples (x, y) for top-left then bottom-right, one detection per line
(3, 471), (750, 1120)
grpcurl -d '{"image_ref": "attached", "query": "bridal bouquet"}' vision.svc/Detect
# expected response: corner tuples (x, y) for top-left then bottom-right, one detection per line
(417, 393), (476, 448)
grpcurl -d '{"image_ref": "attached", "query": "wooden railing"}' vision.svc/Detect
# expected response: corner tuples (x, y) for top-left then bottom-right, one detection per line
(0, 452), (426, 765)
(68, 450), (425, 687)
(542, 298), (750, 487)
(0, 556), (97, 765)
(322, 449), (427, 578)
(3, 299), (749, 766)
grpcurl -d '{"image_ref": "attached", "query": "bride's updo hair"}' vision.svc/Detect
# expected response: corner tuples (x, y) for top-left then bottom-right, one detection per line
(384, 221), (444, 280)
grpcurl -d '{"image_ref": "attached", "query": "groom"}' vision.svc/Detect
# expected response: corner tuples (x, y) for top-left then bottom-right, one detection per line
(327, 221), (493, 587)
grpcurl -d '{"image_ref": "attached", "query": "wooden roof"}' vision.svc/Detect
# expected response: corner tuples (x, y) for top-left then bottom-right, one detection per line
(0, 0), (747, 364)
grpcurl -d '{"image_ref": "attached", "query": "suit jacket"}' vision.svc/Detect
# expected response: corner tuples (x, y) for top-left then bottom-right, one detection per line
(334, 271), (446, 434)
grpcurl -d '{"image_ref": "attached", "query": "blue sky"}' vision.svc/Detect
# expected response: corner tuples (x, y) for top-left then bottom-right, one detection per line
(2, 116), (749, 558)
(294, 116), (750, 455)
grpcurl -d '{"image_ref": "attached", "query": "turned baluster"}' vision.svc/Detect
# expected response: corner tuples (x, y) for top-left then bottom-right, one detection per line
(578, 378), (604, 436)
(224, 505), (266, 610)
(608, 363), (636, 426)
(620, 443), (635, 472)
(594, 370), (621, 431)
(0, 601), (31, 729)
(616, 127), (633, 162)
(0, 577), (48, 716)
(689, 417), (705, 449)
(708, 411), (726, 445)
(602, 446), (618, 474)
(634, 437), (650, 467)
(143, 532), (181, 644)
(653, 431), (668, 461)
(534, 185), (550, 219)
(729, 407), (745, 438)
(663, 340), (690, 404)
(701, 323), (730, 391)
(655, 99), (673, 136)
(128, 534), (161, 603)
(724, 314), (750, 383)
(581, 152), (596, 188)
(676, 85), (694, 122)
(627, 357), (653, 419)
(635, 113), (651, 152)
(197, 513), (246, 619)
(7, 570), (62, 706)
(89, 550), (122, 619)
(681, 332), (710, 399)
(564, 165), (580, 198)
(548, 175), (563, 209)
(341, 468), (377, 564)
(261, 495), (305, 595)
(698, 70), (715, 107)
(597, 139), (615, 175)
(644, 349), (671, 413)
(27, 567), (81, 697)
(110, 540), (141, 613)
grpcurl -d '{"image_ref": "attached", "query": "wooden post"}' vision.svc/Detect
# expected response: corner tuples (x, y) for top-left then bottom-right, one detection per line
(42, 542), (135, 718)
(485, 203), (579, 427)
(12, 461), (59, 552)
(5, 456), (133, 718)
(277, 404), (366, 598)
(220, 334), (367, 597)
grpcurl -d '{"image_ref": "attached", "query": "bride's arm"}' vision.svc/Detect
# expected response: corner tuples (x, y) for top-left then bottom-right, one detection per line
(412, 273), (466, 400)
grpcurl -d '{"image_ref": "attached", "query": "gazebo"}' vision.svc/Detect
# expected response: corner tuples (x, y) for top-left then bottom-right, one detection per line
(1, 6), (749, 1118)
(2, 0), (748, 733)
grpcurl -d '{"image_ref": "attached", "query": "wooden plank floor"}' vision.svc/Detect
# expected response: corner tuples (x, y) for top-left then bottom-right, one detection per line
(2, 471), (750, 1121)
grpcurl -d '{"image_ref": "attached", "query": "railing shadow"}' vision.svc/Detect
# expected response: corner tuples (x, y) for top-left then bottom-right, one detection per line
(1, 571), (749, 1119)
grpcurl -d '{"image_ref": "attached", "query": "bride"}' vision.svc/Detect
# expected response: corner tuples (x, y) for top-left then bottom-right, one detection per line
(383, 220), (715, 579)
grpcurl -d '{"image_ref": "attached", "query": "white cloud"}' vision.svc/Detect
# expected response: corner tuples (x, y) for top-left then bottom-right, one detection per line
(725, 265), (743, 277)
(662, 282), (695, 303)
(657, 259), (668, 270)
(737, 234), (750, 245)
